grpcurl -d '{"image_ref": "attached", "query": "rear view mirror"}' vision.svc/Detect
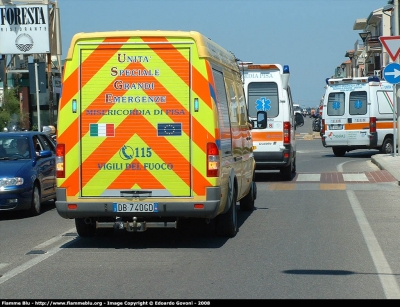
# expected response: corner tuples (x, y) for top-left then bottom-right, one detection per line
(295, 112), (304, 128)
(256, 111), (267, 129)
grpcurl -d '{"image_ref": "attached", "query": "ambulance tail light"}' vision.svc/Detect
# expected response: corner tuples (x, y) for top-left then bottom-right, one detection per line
(56, 143), (65, 178)
(283, 121), (290, 144)
(370, 117), (377, 134)
(321, 118), (325, 136)
(207, 142), (219, 177)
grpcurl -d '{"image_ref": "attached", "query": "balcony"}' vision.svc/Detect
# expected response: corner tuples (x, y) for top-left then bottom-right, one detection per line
(365, 36), (381, 53)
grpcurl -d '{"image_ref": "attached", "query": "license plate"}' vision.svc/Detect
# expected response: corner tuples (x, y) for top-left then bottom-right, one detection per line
(113, 202), (158, 212)
(329, 124), (343, 130)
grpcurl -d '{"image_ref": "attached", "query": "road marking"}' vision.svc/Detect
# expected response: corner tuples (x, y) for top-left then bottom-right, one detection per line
(342, 173), (368, 181)
(347, 190), (400, 299)
(0, 228), (77, 285)
(296, 174), (321, 181)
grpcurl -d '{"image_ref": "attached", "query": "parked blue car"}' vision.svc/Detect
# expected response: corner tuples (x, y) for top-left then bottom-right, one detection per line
(0, 131), (57, 215)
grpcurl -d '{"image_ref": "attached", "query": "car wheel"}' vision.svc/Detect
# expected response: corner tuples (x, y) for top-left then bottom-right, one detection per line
(75, 218), (97, 237)
(332, 147), (346, 157)
(28, 184), (41, 216)
(380, 137), (393, 154)
(216, 180), (237, 237)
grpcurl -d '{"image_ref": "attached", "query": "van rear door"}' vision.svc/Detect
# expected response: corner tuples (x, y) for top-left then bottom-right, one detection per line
(324, 86), (369, 147)
(79, 43), (191, 198)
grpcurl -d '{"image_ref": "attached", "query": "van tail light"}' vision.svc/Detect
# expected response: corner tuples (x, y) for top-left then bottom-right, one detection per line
(283, 121), (290, 144)
(207, 142), (219, 177)
(56, 143), (65, 178)
(370, 117), (376, 134)
(321, 118), (325, 136)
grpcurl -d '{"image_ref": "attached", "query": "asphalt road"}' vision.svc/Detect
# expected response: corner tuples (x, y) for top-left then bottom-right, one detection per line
(1, 117), (400, 300)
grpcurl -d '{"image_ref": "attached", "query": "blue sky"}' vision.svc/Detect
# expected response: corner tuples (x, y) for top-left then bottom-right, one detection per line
(57, 0), (384, 108)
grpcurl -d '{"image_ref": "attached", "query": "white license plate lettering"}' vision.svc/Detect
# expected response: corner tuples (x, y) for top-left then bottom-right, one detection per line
(113, 202), (158, 212)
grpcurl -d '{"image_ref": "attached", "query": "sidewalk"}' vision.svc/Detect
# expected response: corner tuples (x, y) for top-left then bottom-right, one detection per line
(371, 153), (400, 185)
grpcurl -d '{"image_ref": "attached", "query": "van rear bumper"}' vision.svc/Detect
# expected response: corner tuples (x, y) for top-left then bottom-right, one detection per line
(55, 187), (222, 220)
(254, 150), (292, 170)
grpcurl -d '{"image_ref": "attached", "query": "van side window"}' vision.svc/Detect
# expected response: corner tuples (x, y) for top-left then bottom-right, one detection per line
(327, 92), (345, 116)
(239, 91), (247, 126)
(247, 82), (279, 118)
(349, 91), (367, 115)
(227, 80), (239, 124)
(377, 91), (393, 114)
(212, 68), (233, 156)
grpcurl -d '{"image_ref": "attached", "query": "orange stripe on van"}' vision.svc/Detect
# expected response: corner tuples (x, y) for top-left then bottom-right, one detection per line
(376, 122), (397, 129)
(105, 159), (165, 190)
(142, 37), (213, 109)
(252, 132), (283, 142)
(58, 37), (130, 142)
(344, 123), (369, 130)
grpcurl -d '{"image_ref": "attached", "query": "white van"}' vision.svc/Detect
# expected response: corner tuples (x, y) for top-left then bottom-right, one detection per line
(239, 63), (304, 180)
(321, 76), (394, 156)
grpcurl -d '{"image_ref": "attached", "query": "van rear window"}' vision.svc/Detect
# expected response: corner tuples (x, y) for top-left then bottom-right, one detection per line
(327, 92), (345, 116)
(247, 82), (278, 118)
(349, 91), (367, 115)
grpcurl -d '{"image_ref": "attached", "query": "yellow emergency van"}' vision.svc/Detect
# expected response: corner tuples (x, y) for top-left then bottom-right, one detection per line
(321, 76), (394, 156)
(55, 30), (264, 238)
(239, 63), (304, 180)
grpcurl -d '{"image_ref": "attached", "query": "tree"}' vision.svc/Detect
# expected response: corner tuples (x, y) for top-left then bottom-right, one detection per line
(0, 87), (28, 131)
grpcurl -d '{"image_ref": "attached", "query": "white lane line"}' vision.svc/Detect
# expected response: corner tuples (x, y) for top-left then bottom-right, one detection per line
(34, 228), (76, 250)
(0, 228), (77, 285)
(347, 190), (400, 299)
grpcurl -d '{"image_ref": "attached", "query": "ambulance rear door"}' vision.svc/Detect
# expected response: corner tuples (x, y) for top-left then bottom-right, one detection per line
(78, 41), (192, 198)
(324, 83), (370, 147)
(246, 68), (284, 153)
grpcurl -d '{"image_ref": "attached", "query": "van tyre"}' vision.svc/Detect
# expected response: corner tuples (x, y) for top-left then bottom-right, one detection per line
(381, 137), (393, 154)
(280, 162), (293, 180)
(216, 183), (237, 237)
(332, 147), (346, 157)
(28, 184), (41, 216)
(75, 218), (96, 237)
(240, 181), (256, 211)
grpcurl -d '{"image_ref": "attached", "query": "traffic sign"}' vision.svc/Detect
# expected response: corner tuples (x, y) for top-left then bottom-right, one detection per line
(379, 36), (400, 62)
(383, 62), (400, 84)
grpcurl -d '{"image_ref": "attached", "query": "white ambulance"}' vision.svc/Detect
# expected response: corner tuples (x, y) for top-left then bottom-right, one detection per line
(239, 63), (304, 180)
(321, 76), (394, 156)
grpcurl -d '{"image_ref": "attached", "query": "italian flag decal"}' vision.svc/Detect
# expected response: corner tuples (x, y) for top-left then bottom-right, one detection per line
(90, 123), (115, 137)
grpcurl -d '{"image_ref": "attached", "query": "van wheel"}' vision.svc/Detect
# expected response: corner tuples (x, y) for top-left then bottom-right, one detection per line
(280, 162), (293, 180)
(240, 181), (256, 211)
(332, 147), (346, 157)
(75, 218), (96, 237)
(380, 138), (393, 154)
(216, 184), (237, 237)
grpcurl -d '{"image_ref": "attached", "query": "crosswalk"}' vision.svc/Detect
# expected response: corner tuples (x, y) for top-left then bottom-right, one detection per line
(260, 170), (399, 191)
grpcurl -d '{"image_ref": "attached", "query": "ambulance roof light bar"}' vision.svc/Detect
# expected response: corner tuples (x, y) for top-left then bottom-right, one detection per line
(325, 76), (380, 85)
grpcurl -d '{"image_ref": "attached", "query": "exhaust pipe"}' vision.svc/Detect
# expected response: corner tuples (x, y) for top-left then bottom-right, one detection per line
(84, 217), (92, 224)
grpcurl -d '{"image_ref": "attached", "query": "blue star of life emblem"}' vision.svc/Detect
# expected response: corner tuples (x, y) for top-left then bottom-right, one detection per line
(332, 101), (340, 110)
(255, 97), (271, 111)
(354, 100), (362, 109)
